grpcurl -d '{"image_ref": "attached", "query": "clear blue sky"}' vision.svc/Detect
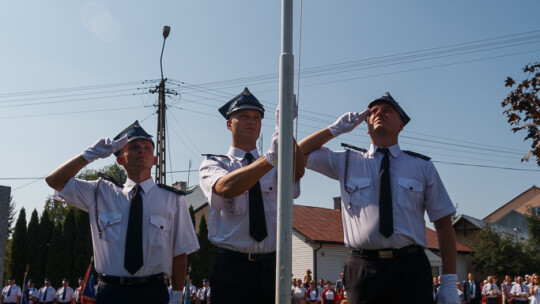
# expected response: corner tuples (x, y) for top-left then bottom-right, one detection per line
(1, 1), (539, 225)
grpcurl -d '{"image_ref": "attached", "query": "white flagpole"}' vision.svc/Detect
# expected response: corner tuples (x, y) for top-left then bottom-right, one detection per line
(276, 0), (294, 303)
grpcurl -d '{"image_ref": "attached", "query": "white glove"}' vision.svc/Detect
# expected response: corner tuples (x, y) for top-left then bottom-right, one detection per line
(328, 108), (371, 137)
(274, 94), (298, 130)
(437, 274), (459, 304)
(81, 135), (129, 163)
(168, 290), (183, 304)
(264, 130), (279, 167)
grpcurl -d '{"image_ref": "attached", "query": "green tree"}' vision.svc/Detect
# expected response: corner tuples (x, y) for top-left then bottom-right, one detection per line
(7, 208), (27, 283)
(72, 209), (93, 281)
(62, 208), (77, 282)
(502, 62), (540, 165)
(77, 163), (127, 183)
(469, 225), (528, 277)
(46, 224), (63, 286)
(526, 206), (540, 247)
(186, 205), (198, 278)
(37, 210), (54, 282)
(26, 209), (41, 281)
(191, 214), (214, 286)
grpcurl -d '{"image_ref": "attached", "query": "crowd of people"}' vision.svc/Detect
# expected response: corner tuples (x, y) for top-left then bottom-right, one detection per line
(290, 270), (347, 304)
(433, 273), (540, 304)
(1, 276), (87, 304)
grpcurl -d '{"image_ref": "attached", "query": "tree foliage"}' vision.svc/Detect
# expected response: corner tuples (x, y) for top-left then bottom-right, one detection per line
(7, 207), (27, 284)
(502, 62), (540, 165)
(26, 209), (41, 282)
(470, 219), (540, 277)
(190, 214), (214, 287)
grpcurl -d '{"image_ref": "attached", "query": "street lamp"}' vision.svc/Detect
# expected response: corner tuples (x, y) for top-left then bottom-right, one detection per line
(160, 25), (170, 80)
(513, 227), (521, 243)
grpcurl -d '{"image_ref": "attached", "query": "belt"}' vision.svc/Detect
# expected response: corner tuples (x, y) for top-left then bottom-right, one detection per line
(216, 247), (276, 262)
(350, 245), (423, 259)
(98, 273), (164, 285)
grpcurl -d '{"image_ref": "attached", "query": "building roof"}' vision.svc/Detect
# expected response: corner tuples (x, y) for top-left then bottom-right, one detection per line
(482, 185), (540, 221)
(425, 226), (473, 253)
(184, 184), (208, 212)
(293, 204), (473, 252)
(293, 205), (344, 244)
(453, 213), (529, 241)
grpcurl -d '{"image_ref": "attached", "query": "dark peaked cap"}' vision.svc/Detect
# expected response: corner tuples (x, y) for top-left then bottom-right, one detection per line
(113, 120), (154, 156)
(368, 92), (411, 126)
(218, 87), (265, 119)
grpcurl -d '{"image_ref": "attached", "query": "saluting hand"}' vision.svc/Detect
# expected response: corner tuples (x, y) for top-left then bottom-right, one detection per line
(328, 108), (371, 137)
(82, 135), (129, 163)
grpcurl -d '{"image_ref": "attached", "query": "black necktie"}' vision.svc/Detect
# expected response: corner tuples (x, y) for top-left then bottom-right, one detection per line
(245, 153), (268, 242)
(7, 285), (11, 297)
(62, 287), (66, 300)
(124, 185), (144, 274)
(378, 148), (393, 237)
(43, 287), (48, 301)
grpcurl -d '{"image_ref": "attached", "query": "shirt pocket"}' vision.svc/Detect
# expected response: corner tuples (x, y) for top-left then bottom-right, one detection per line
(343, 177), (371, 214)
(98, 211), (123, 242)
(259, 175), (277, 212)
(397, 178), (424, 210)
(148, 215), (172, 248)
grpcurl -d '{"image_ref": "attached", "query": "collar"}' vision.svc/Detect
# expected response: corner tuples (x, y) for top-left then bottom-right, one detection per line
(123, 177), (155, 195)
(367, 143), (401, 158)
(227, 146), (260, 161)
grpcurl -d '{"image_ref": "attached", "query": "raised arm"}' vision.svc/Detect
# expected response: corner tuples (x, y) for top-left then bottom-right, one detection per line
(45, 136), (128, 192)
(299, 109), (371, 160)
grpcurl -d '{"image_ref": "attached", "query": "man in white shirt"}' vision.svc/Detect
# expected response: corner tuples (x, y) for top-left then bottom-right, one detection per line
(511, 276), (530, 304)
(196, 279), (211, 304)
(46, 121), (199, 304)
(199, 88), (304, 304)
(299, 92), (459, 304)
(56, 279), (75, 304)
(1, 277), (22, 304)
(38, 278), (57, 304)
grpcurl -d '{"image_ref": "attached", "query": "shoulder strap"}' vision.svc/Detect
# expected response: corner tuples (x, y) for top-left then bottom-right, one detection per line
(97, 172), (124, 188)
(341, 142), (367, 153)
(157, 184), (186, 195)
(403, 150), (431, 161)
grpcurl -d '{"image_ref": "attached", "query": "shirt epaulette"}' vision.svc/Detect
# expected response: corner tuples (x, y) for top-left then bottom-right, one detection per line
(403, 150), (431, 161)
(97, 172), (124, 188)
(202, 153), (229, 158)
(341, 142), (367, 153)
(157, 183), (186, 196)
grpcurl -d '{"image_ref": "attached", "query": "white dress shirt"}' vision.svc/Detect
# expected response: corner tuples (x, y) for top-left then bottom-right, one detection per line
(38, 286), (57, 302)
(59, 176), (199, 277)
(1, 284), (21, 303)
(56, 286), (75, 303)
(199, 147), (300, 253)
(307, 144), (455, 249)
(510, 283), (530, 300)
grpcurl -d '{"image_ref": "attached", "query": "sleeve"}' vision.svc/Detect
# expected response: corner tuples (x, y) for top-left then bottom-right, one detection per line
(306, 146), (342, 181)
(173, 195), (200, 256)
(424, 162), (456, 222)
(58, 178), (100, 213)
(199, 157), (230, 210)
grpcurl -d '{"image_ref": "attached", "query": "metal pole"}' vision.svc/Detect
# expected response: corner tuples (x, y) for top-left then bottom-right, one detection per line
(0, 185), (11, 291)
(155, 26), (170, 185)
(276, 0), (294, 302)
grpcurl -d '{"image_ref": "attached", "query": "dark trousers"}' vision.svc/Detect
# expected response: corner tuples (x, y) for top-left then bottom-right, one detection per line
(96, 279), (168, 304)
(210, 249), (276, 304)
(344, 249), (434, 304)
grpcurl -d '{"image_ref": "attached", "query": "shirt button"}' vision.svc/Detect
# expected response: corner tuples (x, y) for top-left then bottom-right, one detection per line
(269, 187), (273, 190)
(160, 226), (164, 229)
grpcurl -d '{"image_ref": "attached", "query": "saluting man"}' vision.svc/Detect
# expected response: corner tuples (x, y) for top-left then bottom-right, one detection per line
(298, 92), (459, 304)
(46, 121), (199, 304)
(199, 88), (304, 304)
(56, 278), (74, 304)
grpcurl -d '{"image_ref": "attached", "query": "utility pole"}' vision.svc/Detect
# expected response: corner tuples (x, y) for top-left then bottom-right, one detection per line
(154, 25), (170, 185)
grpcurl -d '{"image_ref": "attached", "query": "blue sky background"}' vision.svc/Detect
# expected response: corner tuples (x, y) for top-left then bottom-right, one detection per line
(1, 1), (539, 225)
